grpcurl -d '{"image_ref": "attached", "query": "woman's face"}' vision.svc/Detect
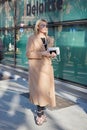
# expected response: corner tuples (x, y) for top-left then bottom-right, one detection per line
(38, 21), (48, 34)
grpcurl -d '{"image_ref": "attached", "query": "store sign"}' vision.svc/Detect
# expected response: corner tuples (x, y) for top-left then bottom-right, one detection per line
(27, 0), (63, 16)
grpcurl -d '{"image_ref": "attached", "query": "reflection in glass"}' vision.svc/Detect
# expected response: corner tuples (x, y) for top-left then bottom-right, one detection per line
(1, 30), (15, 65)
(50, 24), (87, 86)
(16, 28), (33, 67)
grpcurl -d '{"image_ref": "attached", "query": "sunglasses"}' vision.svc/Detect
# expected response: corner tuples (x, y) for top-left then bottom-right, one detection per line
(39, 24), (48, 28)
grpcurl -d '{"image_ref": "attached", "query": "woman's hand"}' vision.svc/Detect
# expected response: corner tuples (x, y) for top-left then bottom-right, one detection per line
(51, 52), (57, 58)
(42, 51), (57, 58)
(42, 51), (51, 57)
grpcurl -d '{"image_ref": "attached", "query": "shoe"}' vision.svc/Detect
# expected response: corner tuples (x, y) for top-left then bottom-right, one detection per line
(35, 114), (47, 125)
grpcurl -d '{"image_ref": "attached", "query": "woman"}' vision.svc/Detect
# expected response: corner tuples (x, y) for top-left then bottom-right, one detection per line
(26, 19), (56, 125)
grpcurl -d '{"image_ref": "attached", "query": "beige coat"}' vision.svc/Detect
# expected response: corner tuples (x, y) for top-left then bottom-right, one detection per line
(26, 34), (56, 107)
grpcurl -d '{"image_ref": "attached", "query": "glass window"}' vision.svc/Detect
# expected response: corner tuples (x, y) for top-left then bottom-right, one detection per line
(49, 24), (87, 86)
(16, 28), (33, 68)
(1, 29), (15, 65)
(0, 1), (14, 28)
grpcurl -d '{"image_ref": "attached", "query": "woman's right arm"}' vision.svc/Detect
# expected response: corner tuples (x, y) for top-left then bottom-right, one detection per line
(26, 36), (42, 59)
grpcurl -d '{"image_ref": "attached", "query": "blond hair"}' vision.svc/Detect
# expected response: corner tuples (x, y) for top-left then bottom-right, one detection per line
(34, 19), (48, 35)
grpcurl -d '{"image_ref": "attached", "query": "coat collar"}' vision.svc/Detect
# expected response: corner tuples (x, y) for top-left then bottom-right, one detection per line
(34, 34), (46, 51)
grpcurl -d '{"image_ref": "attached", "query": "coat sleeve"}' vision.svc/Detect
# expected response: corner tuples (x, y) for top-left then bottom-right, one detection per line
(26, 36), (42, 59)
(47, 36), (54, 47)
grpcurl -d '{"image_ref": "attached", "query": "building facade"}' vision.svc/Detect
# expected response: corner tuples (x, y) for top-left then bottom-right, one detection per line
(0, 0), (87, 86)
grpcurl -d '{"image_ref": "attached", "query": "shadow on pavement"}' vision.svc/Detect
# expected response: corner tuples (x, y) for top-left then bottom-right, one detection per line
(0, 72), (87, 130)
(0, 78), (68, 130)
(76, 98), (87, 113)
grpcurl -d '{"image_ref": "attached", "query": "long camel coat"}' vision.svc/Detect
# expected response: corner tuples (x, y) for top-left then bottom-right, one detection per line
(26, 34), (56, 107)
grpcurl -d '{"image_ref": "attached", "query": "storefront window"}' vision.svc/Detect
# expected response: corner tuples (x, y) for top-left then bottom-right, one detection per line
(50, 24), (87, 85)
(16, 28), (33, 68)
(0, 30), (15, 65)
(0, 1), (14, 28)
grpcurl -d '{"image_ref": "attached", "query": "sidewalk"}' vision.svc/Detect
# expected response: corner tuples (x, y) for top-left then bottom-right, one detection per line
(0, 65), (87, 130)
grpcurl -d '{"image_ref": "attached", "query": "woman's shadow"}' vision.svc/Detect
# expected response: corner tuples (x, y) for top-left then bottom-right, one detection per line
(20, 92), (37, 120)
